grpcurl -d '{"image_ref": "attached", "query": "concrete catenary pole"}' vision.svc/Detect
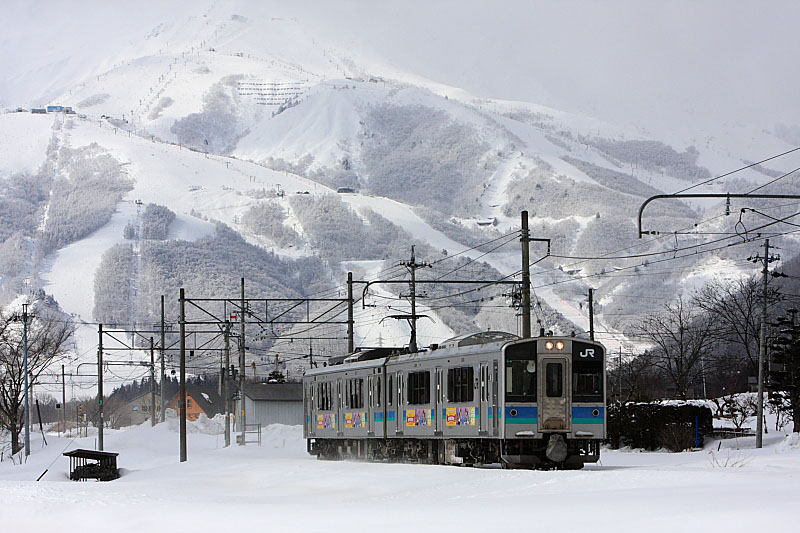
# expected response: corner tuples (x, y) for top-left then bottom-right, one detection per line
(239, 278), (246, 446)
(150, 337), (156, 427)
(179, 288), (187, 461)
(347, 271), (354, 353)
(520, 211), (532, 338)
(97, 323), (104, 451)
(223, 321), (231, 447)
(757, 239), (769, 449)
(160, 295), (166, 423)
(22, 304), (31, 456)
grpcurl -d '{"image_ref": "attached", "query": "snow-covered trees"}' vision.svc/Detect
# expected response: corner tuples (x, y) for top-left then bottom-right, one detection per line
(241, 201), (300, 248)
(93, 244), (134, 326)
(140, 203), (176, 240)
(581, 138), (711, 182)
(289, 194), (415, 262)
(39, 143), (132, 254)
(361, 104), (495, 216)
(171, 76), (245, 154)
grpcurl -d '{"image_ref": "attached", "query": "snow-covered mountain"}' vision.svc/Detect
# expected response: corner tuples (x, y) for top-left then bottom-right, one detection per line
(2, 1), (800, 395)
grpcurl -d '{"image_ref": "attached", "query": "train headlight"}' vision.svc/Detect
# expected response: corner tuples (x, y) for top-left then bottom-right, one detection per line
(555, 341), (564, 350)
(545, 341), (554, 350)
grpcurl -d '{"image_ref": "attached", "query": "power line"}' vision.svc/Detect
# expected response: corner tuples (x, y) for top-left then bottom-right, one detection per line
(674, 145), (800, 194)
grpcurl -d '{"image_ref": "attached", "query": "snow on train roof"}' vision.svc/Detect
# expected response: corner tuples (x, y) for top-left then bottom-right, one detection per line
(438, 331), (519, 349)
(303, 331), (521, 377)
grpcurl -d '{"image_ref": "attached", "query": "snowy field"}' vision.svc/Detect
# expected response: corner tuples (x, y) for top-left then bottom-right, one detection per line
(1, 419), (798, 532)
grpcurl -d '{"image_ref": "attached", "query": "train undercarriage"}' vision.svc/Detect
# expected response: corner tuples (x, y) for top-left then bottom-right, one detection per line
(308, 437), (600, 470)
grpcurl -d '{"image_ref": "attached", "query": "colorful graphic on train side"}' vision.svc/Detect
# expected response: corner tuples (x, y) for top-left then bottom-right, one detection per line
(405, 408), (433, 427)
(446, 407), (477, 426)
(345, 411), (367, 429)
(317, 413), (335, 429)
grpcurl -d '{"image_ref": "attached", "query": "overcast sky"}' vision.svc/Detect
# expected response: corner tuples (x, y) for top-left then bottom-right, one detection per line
(290, 0), (800, 134)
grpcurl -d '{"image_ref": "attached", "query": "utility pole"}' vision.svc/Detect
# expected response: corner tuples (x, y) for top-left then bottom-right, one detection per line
(223, 321), (231, 447)
(159, 295), (166, 423)
(757, 239), (770, 449)
(400, 246), (431, 352)
(239, 278), (246, 446)
(520, 211), (532, 338)
(179, 289), (187, 462)
(347, 271), (354, 353)
(150, 337), (156, 427)
(618, 346), (622, 399)
(97, 324), (104, 451)
(61, 364), (66, 437)
(588, 289), (595, 341)
(20, 304), (31, 457)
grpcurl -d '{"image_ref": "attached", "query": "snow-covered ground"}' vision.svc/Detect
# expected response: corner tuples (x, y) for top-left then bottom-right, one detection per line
(1, 417), (798, 532)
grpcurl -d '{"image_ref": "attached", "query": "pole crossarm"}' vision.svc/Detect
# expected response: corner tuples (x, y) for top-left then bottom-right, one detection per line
(638, 193), (800, 237)
(181, 297), (351, 326)
(360, 279), (519, 308)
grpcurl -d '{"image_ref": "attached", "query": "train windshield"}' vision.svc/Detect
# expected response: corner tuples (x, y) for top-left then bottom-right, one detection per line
(505, 343), (537, 402)
(572, 360), (603, 402)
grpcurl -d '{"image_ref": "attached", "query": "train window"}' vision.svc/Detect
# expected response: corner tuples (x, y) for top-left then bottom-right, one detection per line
(376, 376), (382, 408)
(347, 378), (364, 409)
(573, 361), (603, 402)
(546, 363), (563, 397)
(388, 375), (393, 406)
(407, 371), (431, 405)
(505, 351), (537, 402)
(447, 366), (474, 403)
(316, 382), (331, 411)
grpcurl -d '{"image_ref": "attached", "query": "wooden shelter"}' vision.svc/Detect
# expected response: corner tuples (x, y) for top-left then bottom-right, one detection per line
(63, 449), (119, 481)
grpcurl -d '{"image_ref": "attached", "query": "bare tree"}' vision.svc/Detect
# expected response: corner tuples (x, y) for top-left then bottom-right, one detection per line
(693, 275), (775, 376)
(0, 310), (73, 454)
(635, 296), (717, 399)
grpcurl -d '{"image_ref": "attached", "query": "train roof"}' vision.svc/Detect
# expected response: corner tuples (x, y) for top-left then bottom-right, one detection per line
(304, 331), (522, 378)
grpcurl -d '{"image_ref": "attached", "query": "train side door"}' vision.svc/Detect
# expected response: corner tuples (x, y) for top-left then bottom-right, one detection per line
(435, 367), (443, 435)
(396, 372), (404, 435)
(305, 382), (314, 437)
(479, 362), (489, 434)
(336, 378), (344, 437)
(491, 361), (499, 436)
(367, 375), (374, 435)
(538, 356), (571, 431)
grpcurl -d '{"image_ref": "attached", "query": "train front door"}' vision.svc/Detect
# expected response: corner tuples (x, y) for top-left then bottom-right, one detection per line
(538, 356), (571, 431)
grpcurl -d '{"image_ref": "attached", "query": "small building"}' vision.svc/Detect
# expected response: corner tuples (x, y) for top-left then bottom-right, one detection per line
(167, 386), (222, 421)
(236, 382), (303, 430)
(112, 392), (160, 428)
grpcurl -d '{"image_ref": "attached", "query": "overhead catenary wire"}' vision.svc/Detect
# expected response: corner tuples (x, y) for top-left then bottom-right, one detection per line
(673, 145), (800, 194)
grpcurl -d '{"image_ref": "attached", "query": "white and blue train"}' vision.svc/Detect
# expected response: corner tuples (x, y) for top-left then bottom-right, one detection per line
(302, 331), (606, 469)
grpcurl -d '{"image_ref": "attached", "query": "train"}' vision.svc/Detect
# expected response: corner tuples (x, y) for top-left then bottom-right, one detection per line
(302, 331), (606, 469)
